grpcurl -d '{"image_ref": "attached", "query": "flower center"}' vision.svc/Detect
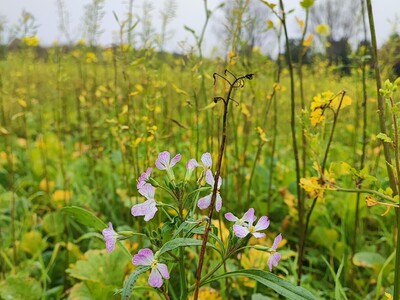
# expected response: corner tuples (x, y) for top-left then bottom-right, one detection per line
(249, 226), (255, 233)
(151, 260), (158, 269)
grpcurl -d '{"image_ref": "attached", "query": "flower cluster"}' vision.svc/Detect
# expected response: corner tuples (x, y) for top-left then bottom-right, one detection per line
(102, 150), (283, 290)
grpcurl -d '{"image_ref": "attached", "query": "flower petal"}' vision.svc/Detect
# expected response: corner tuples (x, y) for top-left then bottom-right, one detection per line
(215, 193), (222, 212)
(268, 252), (281, 271)
(137, 167), (152, 189)
(131, 199), (158, 221)
(233, 224), (250, 238)
(149, 267), (163, 288)
(197, 194), (212, 210)
(201, 152), (212, 168)
(224, 212), (238, 222)
(242, 208), (256, 224)
(102, 222), (117, 253)
(205, 170), (214, 186)
(186, 158), (199, 170)
(169, 154), (182, 168)
(271, 233), (282, 250)
(156, 263), (170, 279)
(252, 232), (266, 238)
(254, 216), (270, 231)
(155, 151), (170, 170)
(138, 183), (155, 199)
(132, 248), (154, 266)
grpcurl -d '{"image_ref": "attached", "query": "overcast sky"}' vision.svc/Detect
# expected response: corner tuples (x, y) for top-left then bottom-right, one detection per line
(1, 0), (399, 56)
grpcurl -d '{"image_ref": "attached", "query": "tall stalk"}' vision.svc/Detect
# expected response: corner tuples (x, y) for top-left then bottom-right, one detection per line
(278, 0), (303, 283)
(366, 1), (400, 297)
(193, 71), (253, 300)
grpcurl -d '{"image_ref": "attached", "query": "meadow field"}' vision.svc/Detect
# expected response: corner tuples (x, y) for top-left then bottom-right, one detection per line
(1, 0), (400, 299)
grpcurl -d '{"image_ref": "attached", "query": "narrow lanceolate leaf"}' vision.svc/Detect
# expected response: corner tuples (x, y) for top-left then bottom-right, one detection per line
(121, 266), (150, 300)
(202, 269), (317, 300)
(61, 206), (106, 231)
(158, 238), (220, 256)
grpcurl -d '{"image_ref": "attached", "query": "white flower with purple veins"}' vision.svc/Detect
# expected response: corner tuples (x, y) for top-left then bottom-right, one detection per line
(132, 248), (170, 288)
(155, 151), (181, 181)
(131, 184), (158, 221)
(102, 222), (118, 253)
(197, 169), (222, 212)
(137, 167), (152, 190)
(200, 152), (212, 170)
(225, 208), (257, 226)
(185, 158), (200, 181)
(232, 210), (270, 238)
(268, 233), (282, 271)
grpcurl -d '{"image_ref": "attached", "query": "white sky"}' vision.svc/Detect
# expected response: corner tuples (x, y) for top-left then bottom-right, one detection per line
(1, 0), (399, 56)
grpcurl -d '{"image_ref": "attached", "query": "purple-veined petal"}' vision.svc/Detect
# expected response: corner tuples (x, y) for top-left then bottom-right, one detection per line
(156, 263), (170, 279)
(217, 176), (222, 189)
(138, 183), (155, 199)
(254, 216), (270, 231)
(225, 212), (238, 222)
(137, 167), (152, 189)
(131, 199), (158, 221)
(201, 152), (212, 168)
(233, 224), (250, 238)
(205, 170), (214, 186)
(271, 233), (282, 250)
(242, 208), (256, 224)
(268, 252), (281, 271)
(215, 193), (222, 212)
(252, 232), (266, 238)
(102, 222), (117, 253)
(132, 248), (154, 266)
(186, 158), (199, 170)
(148, 267), (163, 288)
(155, 151), (170, 170)
(169, 154), (181, 168)
(197, 194), (212, 210)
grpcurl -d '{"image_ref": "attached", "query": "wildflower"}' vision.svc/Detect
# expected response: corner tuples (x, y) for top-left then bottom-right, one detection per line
(155, 151), (181, 181)
(102, 222), (118, 253)
(197, 170), (222, 212)
(132, 248), (169, 288)
(268, 233), (282, 271)
(233, 211), (270, 238)
(137, 167), (152, 190)
(185, 158), (200, 181)
(197, 152), (213, 185)
(131, 184), (157, 221)
(225, 208), (257, 226)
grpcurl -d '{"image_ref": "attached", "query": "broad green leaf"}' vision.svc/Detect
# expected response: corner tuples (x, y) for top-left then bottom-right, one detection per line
(353, 252), (385, 273)
(68, 282), (117, 300)
(67, 249), (130, 286)
(0, 274), (42, 300)
(20, 230), (47, 255)
(121, 266), (150, 300)
(62, 206), (106, 231)
(202, 269), (316, 300)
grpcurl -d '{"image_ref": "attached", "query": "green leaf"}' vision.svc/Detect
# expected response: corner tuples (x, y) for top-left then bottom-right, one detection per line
(158, 238), (220, 256)
(202, 269), (316, 300)
(67, 249), (130, 286)
(61, 206), (106, 231)
(42, 211), (65, 236)
(353, 252), (385, 273)
(0, 274), (42, 300)
(121, 266), (150, 300)
(376, 133), (393, 144)
(300, 0), (314, 9)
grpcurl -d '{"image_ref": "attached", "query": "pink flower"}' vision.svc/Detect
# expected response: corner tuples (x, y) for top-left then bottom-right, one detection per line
(102, 222), (118, 253)
(185, 158), (200, 181)
(268, 233), (282, 271)
(137, 167), (152, 190)
(200, 152), (212, 169)
(132, 248), (170, 288)
(225, 208), (257, 225)
(131, 184), (158, 221)
(197, 170), (222, 212)
(155, 151), (181, 170)
(232, 211), (270, 238)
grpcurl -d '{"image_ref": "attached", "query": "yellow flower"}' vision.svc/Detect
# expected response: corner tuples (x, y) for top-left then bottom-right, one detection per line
(315, 24), (331, 36)
(52, 190), (72, 207)
(189, 287), (222, 300)
(85, 52), (98, 63)
(22, 36), (40, 47)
